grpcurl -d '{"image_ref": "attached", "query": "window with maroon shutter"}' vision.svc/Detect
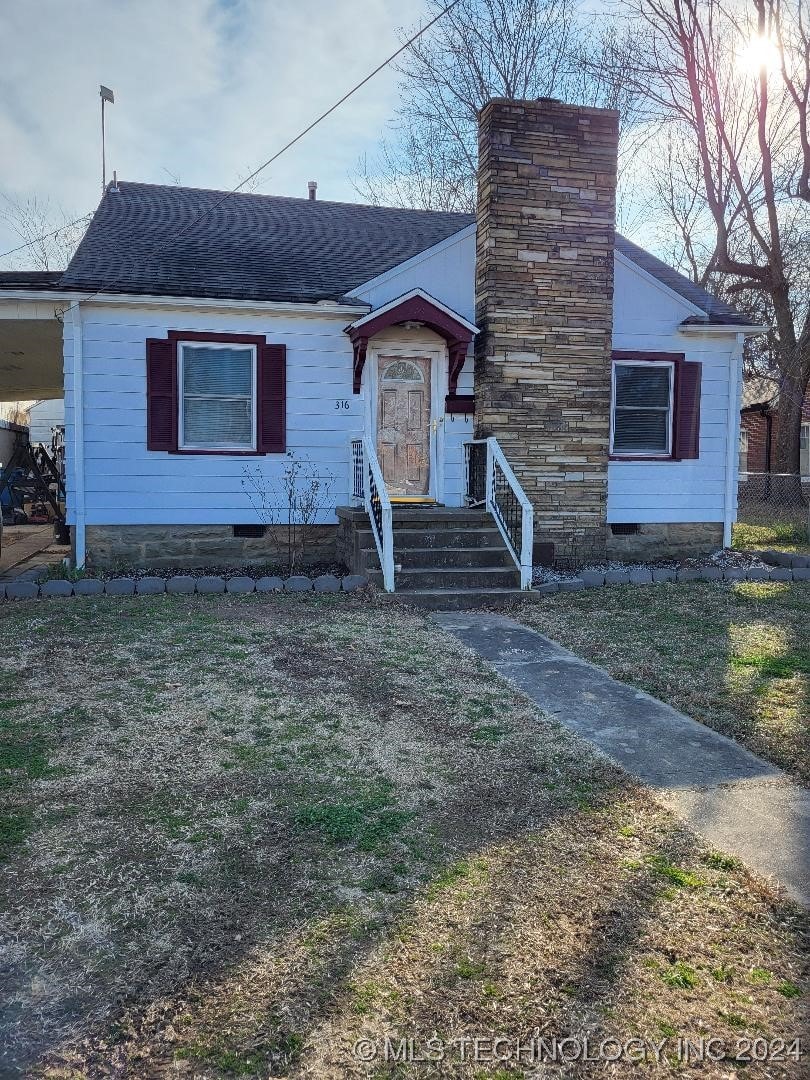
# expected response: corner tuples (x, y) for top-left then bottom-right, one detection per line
(610, 350), (701, 462)
(145, 333), (286, 454)
(146, 338), (177, 451)
(673, 360), (702, 460)
(611, 359), (675, 457)
(257, 343), (286, 454)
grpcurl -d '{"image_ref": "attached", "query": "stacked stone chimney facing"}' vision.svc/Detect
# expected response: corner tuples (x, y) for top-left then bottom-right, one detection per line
(475, 98), (619, 565)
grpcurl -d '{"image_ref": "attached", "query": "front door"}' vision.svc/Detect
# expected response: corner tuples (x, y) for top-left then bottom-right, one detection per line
(377, 355), (431, 497)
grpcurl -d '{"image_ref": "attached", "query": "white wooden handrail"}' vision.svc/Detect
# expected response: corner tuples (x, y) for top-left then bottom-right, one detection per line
(350, 437), (395, 592)
(465, 437), (533, 589)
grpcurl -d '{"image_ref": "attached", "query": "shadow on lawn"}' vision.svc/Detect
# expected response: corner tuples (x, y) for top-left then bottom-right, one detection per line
(1, 594), (806, 1079)
(721, 584), (810, 783)
(41, 803), (808, 1080)
(511, 582), (810, 786)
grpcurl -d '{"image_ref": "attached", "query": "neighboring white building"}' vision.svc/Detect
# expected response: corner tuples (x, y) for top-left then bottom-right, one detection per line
(27, 398), (64, 444)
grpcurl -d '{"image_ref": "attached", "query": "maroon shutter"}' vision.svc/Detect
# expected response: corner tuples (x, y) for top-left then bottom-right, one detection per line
(257, 343), (286, 453)
(674, 360), (702, 460)
(146, 338), (177, 451)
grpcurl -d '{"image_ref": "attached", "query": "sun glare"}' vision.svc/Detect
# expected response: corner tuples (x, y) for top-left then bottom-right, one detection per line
(738, 35), (781, 74)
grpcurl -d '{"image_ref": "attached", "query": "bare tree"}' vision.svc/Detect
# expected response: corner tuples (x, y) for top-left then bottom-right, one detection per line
(355, 0), (641, 211)
(622, 0), (810, 473)
(1, 402), (30, 426)
(0, 196), (90, 271)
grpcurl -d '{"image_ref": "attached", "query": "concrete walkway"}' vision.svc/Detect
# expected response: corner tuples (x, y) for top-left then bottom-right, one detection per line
(0, 525), (55, 579)
(434, 612), (810, 907)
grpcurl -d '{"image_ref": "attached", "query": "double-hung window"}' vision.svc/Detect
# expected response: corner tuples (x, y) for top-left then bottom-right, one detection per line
(610, 360), (675, 458)
(178, 342), (257, 452)
(801, 423), (810, 477)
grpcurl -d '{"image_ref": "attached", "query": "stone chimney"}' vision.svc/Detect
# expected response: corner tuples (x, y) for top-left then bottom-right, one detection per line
(475, 98), (619, 565)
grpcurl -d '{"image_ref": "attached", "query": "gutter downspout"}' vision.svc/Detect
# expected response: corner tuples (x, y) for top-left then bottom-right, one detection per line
(723, 333), (744, 549)
(70, 301), (86, 568)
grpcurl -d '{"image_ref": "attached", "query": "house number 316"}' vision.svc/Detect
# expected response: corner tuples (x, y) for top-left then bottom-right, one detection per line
(335, 399), (350, 410)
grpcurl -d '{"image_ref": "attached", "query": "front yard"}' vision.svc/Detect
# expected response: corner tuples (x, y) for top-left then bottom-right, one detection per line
(511, 580), (810, 785)
(0, 594), (807, 1078)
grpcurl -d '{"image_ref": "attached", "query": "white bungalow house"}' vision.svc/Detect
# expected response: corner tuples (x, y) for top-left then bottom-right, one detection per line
(0, 98), (765, 603)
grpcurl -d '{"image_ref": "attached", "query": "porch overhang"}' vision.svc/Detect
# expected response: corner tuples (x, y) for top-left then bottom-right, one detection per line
(345, 289), (479, 395)
(0, 303), (64, 399)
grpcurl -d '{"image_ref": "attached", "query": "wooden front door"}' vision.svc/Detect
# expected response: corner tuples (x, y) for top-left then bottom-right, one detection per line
(377, 355), (431, 497)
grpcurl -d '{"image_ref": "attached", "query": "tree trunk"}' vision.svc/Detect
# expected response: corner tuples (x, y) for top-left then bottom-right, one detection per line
(772, 368), (808, 474)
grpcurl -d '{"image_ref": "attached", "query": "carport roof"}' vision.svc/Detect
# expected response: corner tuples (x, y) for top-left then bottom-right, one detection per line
(0, 271), (63, 290)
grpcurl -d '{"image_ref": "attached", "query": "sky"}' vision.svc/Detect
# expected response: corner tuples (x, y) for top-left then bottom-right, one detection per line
(0, 0), (428, 266)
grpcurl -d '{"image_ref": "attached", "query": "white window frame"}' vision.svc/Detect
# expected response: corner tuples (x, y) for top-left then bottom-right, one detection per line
(801, 422), (810, 478)
(177, 340), (257, 452)
(610, 359), (675, 458)
(739, 428), (749, 479)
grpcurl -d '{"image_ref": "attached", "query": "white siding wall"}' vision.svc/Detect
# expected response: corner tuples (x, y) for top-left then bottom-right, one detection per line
(64, 303), (366, 526)
(65, 233), (739, 528)
(609, 255), (738, 524)
(352, 227), (477, 323)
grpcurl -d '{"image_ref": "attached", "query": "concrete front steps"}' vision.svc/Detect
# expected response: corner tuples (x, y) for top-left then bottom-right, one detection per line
(336, 506), (525, 609)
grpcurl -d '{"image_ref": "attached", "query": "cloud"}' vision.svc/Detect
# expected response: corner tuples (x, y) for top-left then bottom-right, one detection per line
(0, 0), (426, 263)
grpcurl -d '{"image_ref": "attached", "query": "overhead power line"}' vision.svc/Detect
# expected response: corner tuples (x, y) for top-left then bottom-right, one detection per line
(76, 0), (461, 302)
(225, 0), (461, 200)
(0, 0), (460, 287)
(0, 213), (94, 264)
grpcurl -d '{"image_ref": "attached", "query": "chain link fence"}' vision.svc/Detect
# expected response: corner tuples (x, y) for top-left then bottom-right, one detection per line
(737, 472), (810, 543)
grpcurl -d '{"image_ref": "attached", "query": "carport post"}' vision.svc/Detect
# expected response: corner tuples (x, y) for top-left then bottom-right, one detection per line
(70, 302), (86, 567)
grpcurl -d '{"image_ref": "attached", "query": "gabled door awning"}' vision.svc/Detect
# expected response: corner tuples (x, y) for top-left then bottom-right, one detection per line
(345, 289), (479, 394)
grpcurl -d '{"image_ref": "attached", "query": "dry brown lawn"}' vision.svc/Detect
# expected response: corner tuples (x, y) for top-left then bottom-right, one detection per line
(0, 593), (806, 1079)
(510, 580), (810, 785)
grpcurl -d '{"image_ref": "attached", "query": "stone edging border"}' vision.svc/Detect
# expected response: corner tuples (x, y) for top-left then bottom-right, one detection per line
(0, 573), (370, 602)
(758, 548), (810, 569)
(2, 548), (807, 602)
(533, 562), (808, 594)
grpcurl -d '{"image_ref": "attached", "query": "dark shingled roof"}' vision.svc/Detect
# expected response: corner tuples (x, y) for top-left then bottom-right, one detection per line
(49, 182), (752, 325)
(0, 270), (64, 289)
(59, 182), (475, 305)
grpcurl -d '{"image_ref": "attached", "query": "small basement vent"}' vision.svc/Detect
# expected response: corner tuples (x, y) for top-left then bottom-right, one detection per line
(610, 524), (641, 536)
(233, 524), (265, 538)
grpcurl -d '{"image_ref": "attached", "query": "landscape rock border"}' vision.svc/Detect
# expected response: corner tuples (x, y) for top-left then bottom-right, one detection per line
(2, 549), (807, 603)
(759, 549), (810, 569)
(2, 573), (370, 602)
(532, 562), (809, 594)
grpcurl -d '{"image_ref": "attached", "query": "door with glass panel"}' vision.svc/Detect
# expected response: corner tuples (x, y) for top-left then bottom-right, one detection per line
(376, 355), (431, 496)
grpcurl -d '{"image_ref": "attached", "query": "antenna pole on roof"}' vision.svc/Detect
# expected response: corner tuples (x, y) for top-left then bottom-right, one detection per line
(100, 85), (115, 194)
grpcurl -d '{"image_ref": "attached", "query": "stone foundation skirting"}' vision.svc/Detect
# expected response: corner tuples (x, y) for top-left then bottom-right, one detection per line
(82, 524), (338, 570)
(606, 522), (724, 561)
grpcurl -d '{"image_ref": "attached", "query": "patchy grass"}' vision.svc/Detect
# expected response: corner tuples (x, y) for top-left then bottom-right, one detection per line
(733, 521), (810, 554)
(0, 593), (806, 1079)
(512, 581), (810, 783)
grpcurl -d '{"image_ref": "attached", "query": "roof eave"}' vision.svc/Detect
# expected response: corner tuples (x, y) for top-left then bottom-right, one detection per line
(0, 288), (369, 316)
(678, 320), (769, 336)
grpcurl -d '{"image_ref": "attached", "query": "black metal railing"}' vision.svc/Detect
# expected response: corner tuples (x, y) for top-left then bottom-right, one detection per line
(351, 439), (365, 501)
(465, 440), (487, 505)
(492, 458), (523, 556)
(368, 463), (384, 547)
